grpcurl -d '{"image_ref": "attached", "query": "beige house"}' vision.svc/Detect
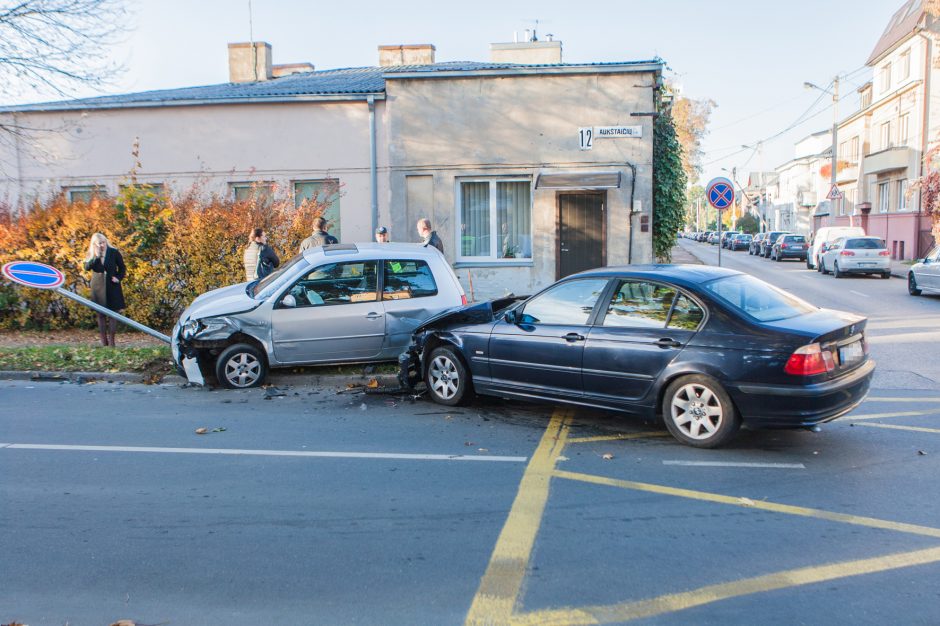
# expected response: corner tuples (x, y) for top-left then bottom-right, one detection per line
(0, 40), (660, 298)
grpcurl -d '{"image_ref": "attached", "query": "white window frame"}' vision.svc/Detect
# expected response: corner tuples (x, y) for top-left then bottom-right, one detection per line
(881, 121), (893, 150)
(880, 63), (892, 93)
(899, 49), (911, 81)
(879, 182), (890, 213)
(898, 179), (908, 211)
(64, 185), (105, 203)
(899, 113), (910, 146)
(456, 177), (533, 264)
(850, 136), (860, 163)
(230, 181), (276, 202)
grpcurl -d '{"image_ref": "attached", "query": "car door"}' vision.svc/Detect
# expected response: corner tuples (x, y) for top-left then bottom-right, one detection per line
(270, 260), (385, 363)
(921, 247), (940, 290)
(582, 280), (704, 405)
(487, 277), (611, 399)
(823, 238), (844, 270)
(379, 258), (447, 353)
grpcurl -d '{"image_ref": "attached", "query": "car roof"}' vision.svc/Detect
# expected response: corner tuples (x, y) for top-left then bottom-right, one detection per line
(571, 264), (741, 287)
(301, 242), (442, 262)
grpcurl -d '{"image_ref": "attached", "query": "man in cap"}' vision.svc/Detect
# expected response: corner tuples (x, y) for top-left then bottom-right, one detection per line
(375, 226), (390, 243)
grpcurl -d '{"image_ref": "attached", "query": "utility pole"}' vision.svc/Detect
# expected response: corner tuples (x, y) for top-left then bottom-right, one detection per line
(830, 76), (839, 228)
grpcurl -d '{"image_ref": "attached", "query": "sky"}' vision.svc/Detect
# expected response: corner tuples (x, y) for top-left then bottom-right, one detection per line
(17, 0), (903, 186)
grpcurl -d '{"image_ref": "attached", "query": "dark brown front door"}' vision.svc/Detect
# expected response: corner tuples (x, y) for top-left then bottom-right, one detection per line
(558, 192), (606, 279)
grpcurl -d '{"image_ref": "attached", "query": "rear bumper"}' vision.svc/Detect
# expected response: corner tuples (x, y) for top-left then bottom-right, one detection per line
(839, 260), (891, 273)
(777, 250), (807, 259)
(730, 359), (875, 428)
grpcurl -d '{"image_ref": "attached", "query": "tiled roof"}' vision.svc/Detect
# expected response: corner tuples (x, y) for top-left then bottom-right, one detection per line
(867, 0), (924, 65)
(0, 59), (661, 112)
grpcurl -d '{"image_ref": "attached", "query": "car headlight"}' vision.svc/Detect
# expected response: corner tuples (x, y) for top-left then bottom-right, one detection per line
(181, 319), (202, 340)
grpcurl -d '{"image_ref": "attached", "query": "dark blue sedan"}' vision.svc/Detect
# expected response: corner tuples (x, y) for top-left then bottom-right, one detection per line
(399, 265), (874, 448)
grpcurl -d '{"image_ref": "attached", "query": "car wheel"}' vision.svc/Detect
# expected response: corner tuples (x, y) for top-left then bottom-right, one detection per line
(881, 272), (891, 280)
(833, 262), (843, 279)
(806, 257), (813, 269)
(215, 343), (267, 389)
(909, 273), (922, 296)
(425, 346), (470, 406)
(775, 251), (782, 262)
(663, 375), (741, 448)
(820, 259), (828, 274)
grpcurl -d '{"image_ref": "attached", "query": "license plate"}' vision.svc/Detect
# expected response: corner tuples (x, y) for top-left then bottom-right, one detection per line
(839, 341), (863, 366)
(858, 262), (876, 267)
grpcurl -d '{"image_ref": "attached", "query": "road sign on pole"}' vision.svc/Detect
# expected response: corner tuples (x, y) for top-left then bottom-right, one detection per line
(706, 177), (736, 210)
(827, 184), (844, 200)
(2, 261), (65, 289)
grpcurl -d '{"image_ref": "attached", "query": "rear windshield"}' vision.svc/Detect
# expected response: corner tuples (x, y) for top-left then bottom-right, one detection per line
(846, 238), (885, 249)
(783, 235), (806, 242)
(703, 274), (817, 322)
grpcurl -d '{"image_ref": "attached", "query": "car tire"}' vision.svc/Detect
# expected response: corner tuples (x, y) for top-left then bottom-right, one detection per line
(662, 375), (741, 448)
(820, 259), (828, 275)
(215, 343), (267, 389)
(881, 272), (891, 280)
(806, 257), (813, 269)
(833, 262), (843, 279)
(425, 346), (471, 406)
(909, 273), (922, 296)
(775, 251), (782, 262)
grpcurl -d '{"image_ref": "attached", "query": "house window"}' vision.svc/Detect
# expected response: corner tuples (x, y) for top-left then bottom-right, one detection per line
(231, 181), (275, 206)
(294, 180), (341, 241)
(838, 140), (847, 162)
(879, 182), (890, 213)
(898, 179), (908, 211)
(899, 49), (911, 80)
(846, 188), (856, 215)
(881, 121), (893, 150)
(64, 185), (105, 203)
(850, 136), (860, 163)
(458, 179), (532, 261)
(899, 113), (910, 146)
(880, 63), (892, 93)
(860, 90), (872, 109)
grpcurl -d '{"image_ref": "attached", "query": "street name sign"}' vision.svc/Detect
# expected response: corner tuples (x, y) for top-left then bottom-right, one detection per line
(706, 177), (735, 210)
(1, 261), (65, 289)
(596, 125), (643, 138)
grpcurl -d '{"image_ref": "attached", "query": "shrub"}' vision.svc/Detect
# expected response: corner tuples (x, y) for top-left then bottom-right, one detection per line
(0, 181), (336, 332)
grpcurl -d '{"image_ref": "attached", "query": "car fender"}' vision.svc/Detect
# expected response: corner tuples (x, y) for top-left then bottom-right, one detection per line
(651, 360), (735, 415)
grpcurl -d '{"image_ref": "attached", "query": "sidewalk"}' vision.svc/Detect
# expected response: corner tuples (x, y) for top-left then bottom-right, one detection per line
(669, 244), (703, 265)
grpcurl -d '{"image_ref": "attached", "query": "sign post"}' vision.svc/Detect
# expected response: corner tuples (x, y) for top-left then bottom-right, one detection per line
(705, 177), (736, 267)
(2, 261), (170, 344)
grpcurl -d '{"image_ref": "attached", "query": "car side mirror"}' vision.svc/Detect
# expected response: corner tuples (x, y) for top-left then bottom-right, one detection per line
(504, 309), (518, 324)
(924, 258), (931, 264)
(282, 294), (297, 308)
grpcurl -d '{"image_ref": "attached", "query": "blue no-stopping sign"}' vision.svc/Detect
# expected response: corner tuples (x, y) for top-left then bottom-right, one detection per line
(706, 177), (736, 210)
(2, 261), (65, 289)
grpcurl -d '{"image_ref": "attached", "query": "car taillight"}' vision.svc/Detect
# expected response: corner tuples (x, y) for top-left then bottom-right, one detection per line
(781, 243), (788, 249)
(840, 250), (855, 256)
(461, 294), (468, 305)
(878, 250), (891, 256)
(784, 343), (835, 376)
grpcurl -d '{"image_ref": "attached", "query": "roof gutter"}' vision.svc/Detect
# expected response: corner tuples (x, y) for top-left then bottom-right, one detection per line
(0, 92), (387, 114)
(384, 63), (663, 80)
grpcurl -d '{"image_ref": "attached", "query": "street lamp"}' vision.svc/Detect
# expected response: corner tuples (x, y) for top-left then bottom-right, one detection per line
(805, 78), (841, 227)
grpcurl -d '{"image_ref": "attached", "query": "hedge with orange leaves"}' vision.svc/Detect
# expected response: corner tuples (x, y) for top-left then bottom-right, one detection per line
(0, 184), (330, 331)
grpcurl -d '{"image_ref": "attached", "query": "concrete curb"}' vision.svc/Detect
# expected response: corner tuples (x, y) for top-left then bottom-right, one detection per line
(0, 369), (401, 389)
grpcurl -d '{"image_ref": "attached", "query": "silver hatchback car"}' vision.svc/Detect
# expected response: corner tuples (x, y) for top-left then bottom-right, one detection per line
(172, 243), (466, 388)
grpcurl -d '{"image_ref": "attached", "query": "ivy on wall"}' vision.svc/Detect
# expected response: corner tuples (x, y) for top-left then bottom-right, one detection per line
(652, 108), (688, 262)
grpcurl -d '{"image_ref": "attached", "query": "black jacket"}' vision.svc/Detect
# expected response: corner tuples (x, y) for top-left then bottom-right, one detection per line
(84, 247), (126, 311)
(424, 231), (445, 254)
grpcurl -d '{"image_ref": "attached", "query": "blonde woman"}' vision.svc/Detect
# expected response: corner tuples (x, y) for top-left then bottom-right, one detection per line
(83, 233), (126, 347)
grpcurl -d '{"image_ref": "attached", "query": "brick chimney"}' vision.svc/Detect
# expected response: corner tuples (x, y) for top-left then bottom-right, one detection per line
(228, 42), (273, 83)
(378, 44), (436, 67)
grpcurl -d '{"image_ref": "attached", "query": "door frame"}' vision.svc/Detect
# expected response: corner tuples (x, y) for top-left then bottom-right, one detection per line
(556, 191), (608, 280)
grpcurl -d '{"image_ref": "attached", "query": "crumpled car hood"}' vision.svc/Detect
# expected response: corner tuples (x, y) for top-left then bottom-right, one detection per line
(182, 283), (261, 322)
(413, 295), (527, 334)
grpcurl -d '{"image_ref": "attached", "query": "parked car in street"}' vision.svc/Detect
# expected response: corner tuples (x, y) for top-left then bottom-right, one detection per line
(731, 233), (752, 251)
(760, 231), (790, 258)
(908, 246), (940, 295)
(770, 234), (809, 262)
(749, 232), (766, 255)
(720, 231), (739, 248)
(173, 243), (466, 388)
(708, 232), (720, 245)
(807, 226), (865, 270)
(819, 236), (891, 279)
(399, 265), (874, 449)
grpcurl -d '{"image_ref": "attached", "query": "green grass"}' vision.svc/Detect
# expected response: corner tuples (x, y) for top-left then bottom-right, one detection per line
(0, 346), (173, 374)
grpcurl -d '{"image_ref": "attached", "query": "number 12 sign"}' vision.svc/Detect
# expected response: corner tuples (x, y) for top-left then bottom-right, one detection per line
(578, 127), (593, 150)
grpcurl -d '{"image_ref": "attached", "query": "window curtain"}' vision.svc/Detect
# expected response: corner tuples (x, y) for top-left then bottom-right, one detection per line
(497, 182), (532, 259)
(461, 182), (490, 256)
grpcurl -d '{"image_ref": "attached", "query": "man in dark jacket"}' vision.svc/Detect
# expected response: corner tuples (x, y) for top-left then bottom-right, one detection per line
(299, 216), (339, 252)
(417, 218), (444, 254)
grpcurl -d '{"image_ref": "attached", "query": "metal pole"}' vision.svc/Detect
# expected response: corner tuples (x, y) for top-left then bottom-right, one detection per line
(830, 76), (839, 228)
(368, 95), (378, 237)
(717, 208), (722, 267)
(55, 287), (170, 344)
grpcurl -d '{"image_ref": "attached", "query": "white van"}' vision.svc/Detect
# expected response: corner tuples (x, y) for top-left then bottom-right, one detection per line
(807, 226), (866, 269)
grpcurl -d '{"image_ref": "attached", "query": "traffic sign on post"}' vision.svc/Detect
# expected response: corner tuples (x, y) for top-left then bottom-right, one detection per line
(1, 261), (65, 289)
(706, 177), (736, 210)
(827, 184), (844, 200)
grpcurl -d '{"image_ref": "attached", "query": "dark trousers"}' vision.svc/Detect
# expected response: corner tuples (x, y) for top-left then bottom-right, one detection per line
(96, 313), (117, 347)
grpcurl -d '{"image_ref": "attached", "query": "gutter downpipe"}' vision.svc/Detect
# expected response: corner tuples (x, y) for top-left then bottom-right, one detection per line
(919, 31), (932, 257)
(368, 95), (378, 235)
(627, 162), (637, 264)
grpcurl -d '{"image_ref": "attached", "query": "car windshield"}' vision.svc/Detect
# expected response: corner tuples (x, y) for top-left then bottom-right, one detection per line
(846, 238), (885, 249)
(784, 235), (805, 242)
(251, 253), (307, 298)
(703, 274), (817, 322)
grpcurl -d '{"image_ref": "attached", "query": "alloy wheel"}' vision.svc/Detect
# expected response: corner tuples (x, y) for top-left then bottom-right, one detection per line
(670, 383), (723, 440)
(429, 354), (460, 400)
(223, 352), (261, 388)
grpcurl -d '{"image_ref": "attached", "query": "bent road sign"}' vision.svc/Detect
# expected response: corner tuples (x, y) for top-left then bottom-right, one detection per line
(2, 261), (65, 289)
(706, 177), (735, 210)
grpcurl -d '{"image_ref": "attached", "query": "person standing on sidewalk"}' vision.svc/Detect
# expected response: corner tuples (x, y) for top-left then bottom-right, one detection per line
(243, 228), (280, 282)
(417, 218), (444, 254)
(375, 226), (390, 243)
(299, 216), (339, 252)
(83, 232), (126, 347)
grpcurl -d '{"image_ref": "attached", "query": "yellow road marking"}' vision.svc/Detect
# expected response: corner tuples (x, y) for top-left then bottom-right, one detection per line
(464, 409), (572, 626)
(511, 545), (940, 625)
(843, 411), (926, 421)
(854, 422), (940, 434)
(867, 397), (940, 403)
(567, 432), (670, 444)
(553, 470), (940, 539)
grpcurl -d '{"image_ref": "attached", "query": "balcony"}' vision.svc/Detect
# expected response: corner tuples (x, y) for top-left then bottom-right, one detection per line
(864, 146), (913, 174)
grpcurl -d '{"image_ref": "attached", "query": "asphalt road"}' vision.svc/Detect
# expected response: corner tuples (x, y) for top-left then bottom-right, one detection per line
(5, 247), (940, 624)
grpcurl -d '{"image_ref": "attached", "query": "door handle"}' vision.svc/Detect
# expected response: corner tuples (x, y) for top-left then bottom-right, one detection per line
(365, 312), (383, 320)
(563, 332), (585, 342)
(654, 338), (682, 348)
